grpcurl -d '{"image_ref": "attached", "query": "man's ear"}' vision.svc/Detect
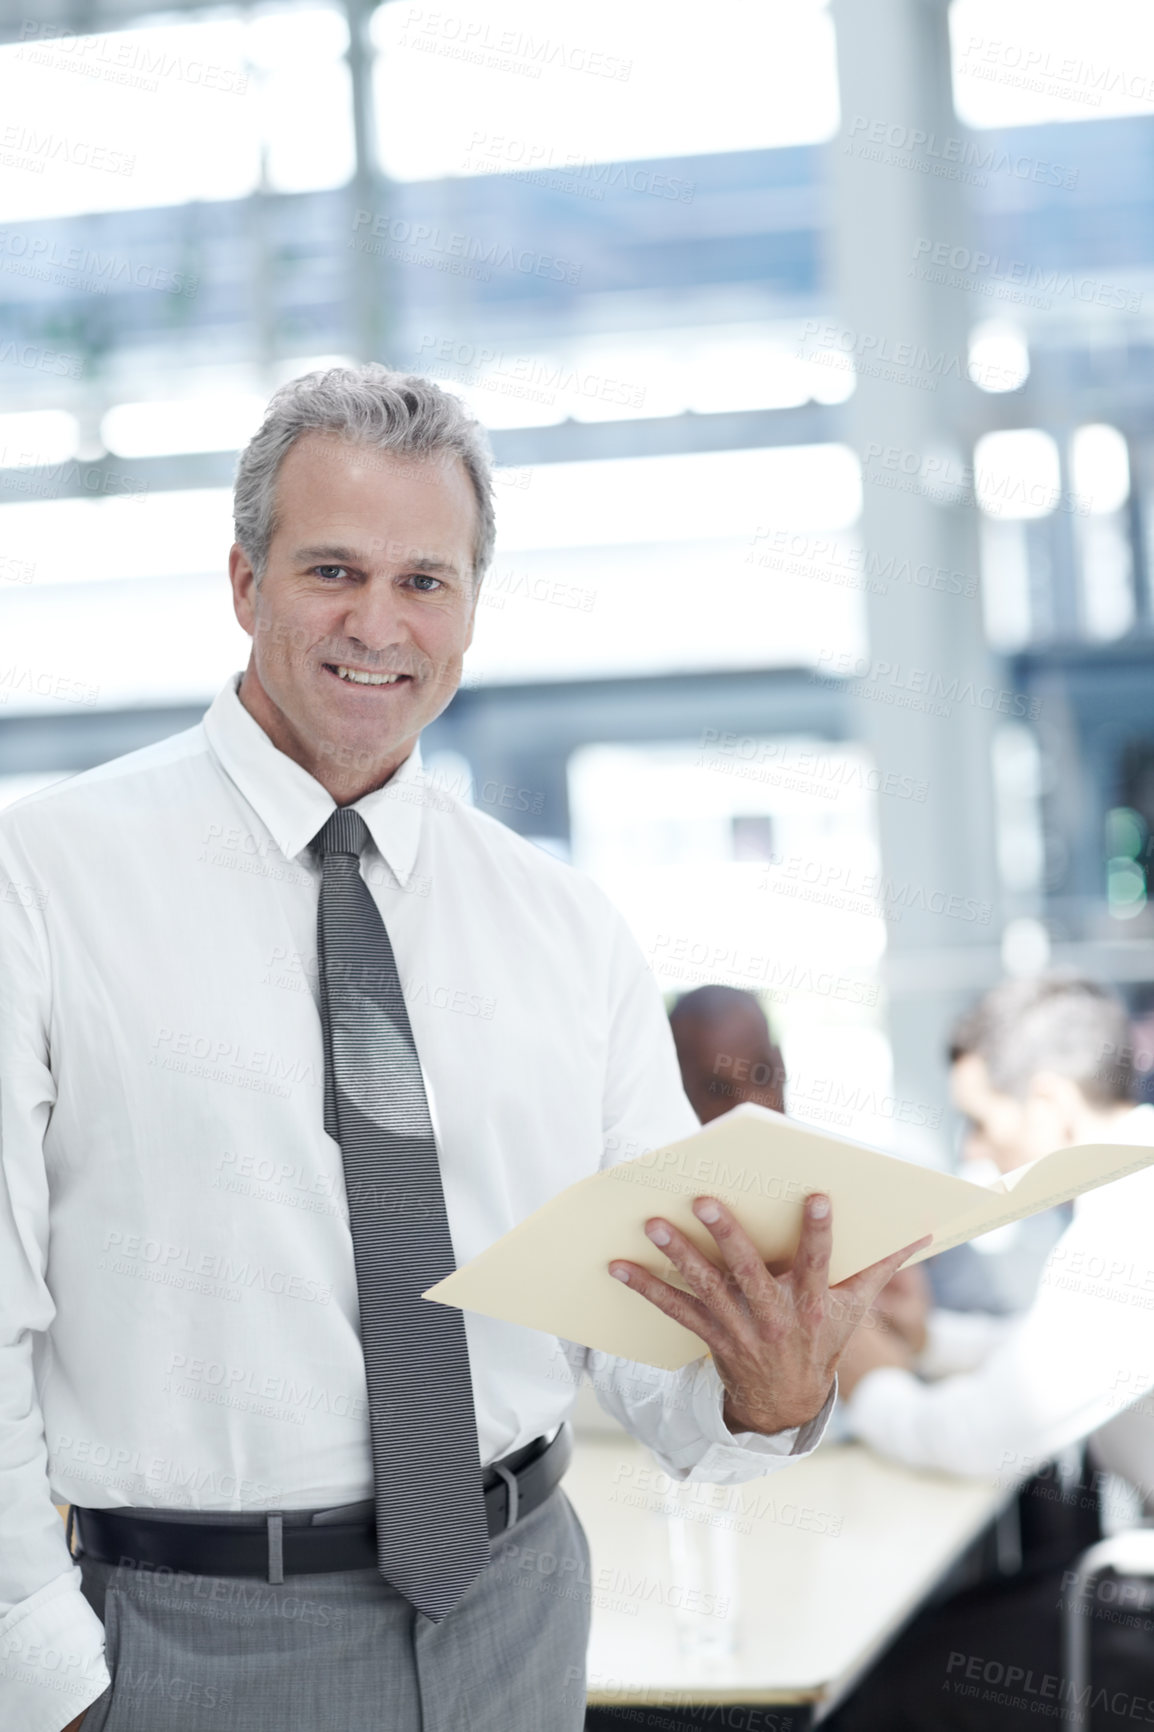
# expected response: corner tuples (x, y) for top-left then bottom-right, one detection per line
(228, 542), (258, 637)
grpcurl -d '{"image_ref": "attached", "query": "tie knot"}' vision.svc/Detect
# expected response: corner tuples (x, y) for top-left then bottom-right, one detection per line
(314, 807), (370, 860)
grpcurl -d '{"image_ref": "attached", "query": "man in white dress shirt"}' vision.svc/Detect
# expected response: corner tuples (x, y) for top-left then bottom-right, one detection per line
(829, 974), (1154, 1731)
(0, 365), (919, 1732)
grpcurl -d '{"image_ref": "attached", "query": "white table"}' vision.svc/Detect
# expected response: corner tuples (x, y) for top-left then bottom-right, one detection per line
(565, 1433), (1014, 1726)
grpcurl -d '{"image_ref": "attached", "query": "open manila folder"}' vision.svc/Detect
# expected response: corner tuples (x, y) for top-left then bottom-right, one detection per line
(423, 1102), (1154, 1371)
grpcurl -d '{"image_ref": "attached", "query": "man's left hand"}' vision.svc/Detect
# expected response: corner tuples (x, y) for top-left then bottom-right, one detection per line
(608, 1194), (930, 1436)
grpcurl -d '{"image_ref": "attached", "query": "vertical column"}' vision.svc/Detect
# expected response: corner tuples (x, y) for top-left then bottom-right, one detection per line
(344, 0), (391, 363)
(828, 0), (1005, 1146)
(1124, 434), (1149, 629)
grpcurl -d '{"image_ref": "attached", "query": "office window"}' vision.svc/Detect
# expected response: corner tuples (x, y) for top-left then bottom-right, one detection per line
(950, 0), (1154, 128)
(0, 5), (353, 221)
(373, 0), (839, 181)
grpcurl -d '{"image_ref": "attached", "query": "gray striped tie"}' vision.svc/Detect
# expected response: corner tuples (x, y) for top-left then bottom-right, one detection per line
(312, 806), (490, 1621)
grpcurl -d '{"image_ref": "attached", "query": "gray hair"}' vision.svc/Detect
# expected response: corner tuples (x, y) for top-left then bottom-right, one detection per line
(948, 972), (1137, 1106)
(233, 363), (496, 584)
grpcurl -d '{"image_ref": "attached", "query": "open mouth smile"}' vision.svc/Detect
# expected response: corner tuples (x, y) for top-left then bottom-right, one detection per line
(323, 664), (412, 687)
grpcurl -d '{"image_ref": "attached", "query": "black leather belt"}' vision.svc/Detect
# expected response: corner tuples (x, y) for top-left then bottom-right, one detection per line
(71, 1423), (572, 1582)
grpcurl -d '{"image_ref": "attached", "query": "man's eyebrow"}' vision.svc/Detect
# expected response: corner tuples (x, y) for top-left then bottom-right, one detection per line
(407, 555), (463, 577)
(293, 543), (362, 564)
(292, 544), (462, 577)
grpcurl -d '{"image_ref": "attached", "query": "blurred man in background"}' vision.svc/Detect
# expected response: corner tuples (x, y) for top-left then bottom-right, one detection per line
(668, 985), (785, 1122)
(828, 974), (1154, 1732)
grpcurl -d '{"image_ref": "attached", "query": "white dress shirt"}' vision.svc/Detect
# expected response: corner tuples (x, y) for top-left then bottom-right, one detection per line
(847, 1104), (1154, 1492)
(0, 671), (831, 1732)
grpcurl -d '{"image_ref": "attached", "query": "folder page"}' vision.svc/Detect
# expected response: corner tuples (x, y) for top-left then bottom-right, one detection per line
(924, 1138), (1154, 1258)
(423, 1103), (1154, 1370)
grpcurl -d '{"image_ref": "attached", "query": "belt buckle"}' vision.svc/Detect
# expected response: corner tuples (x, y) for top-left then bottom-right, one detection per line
(267, 1512), (285, 1584)
(489, 1461), (519, 1532)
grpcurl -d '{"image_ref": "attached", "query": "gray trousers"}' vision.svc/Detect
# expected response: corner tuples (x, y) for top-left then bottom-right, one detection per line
(76, 1487), (592, 1731)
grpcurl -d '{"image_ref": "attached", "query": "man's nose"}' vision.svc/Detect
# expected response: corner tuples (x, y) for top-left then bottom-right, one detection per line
(340, 577), (406, 654)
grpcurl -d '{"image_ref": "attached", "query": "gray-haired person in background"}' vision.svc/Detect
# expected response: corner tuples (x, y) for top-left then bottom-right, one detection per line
(0, 364), (920, 1732)
(828, 973), (1154, 1732)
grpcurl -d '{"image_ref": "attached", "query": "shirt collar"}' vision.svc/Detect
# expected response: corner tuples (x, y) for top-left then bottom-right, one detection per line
(202, 672), (426, 886)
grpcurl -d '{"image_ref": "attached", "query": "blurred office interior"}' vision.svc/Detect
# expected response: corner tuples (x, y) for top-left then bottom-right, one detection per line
(2, 0), (1154, 1163)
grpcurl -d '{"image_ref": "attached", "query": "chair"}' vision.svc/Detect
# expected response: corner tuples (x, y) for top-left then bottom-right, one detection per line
(1061, 1524), (1154, 1730)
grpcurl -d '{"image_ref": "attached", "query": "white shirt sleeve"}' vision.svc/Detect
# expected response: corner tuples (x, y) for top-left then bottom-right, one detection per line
(845, 1172), (1154, 1482)
(579, 912), (834, 1483)
(587, 1351), (837, 1481)
(915, 1309), (1015, 1380)
(0, 834), (111, 1731)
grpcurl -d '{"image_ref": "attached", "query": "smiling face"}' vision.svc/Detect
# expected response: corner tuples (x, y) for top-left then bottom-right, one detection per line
(228, 432), (480, 802)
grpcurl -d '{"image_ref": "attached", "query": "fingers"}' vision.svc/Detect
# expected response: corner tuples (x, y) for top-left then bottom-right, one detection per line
(678, 1197), (780, 1317)
(607, 1258), (724, 1349)
(613, 1204), (931, 1364)
(638, 1210), (752, 1325)
(789, 1192), (834, 1310)
(837, 1234), (934, 1313)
